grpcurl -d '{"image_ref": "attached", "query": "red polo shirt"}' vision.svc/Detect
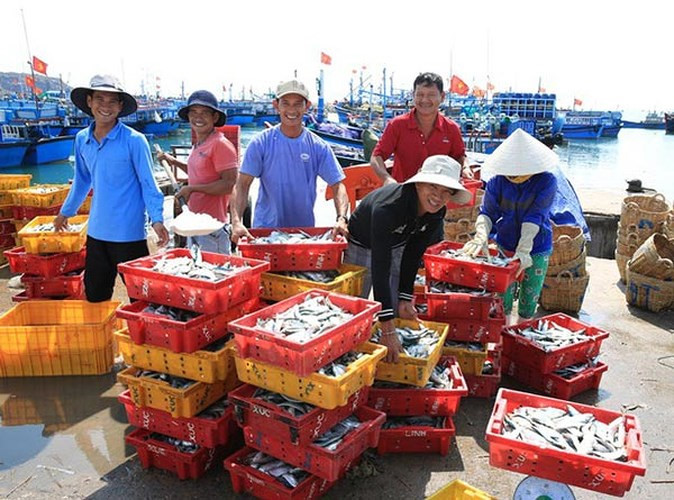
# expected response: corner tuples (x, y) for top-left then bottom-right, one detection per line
(372, 109), (465, 182)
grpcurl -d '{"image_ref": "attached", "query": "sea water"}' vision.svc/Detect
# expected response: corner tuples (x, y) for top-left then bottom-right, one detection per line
(3, 127), (673, 202)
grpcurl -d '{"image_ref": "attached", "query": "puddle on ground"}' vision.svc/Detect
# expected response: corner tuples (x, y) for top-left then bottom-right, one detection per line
(0, 372), (129, 475)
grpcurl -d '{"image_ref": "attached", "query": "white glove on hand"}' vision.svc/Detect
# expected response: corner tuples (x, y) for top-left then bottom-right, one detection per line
(514, 222), (540, 278)
(462, 214), (492, 257)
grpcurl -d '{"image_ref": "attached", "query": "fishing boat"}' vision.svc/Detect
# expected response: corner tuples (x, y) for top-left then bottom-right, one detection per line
(600, 111), (623, 138)
(306, 116), (366, 149)
(123, 105), (180, 136)
(666, 113), (674, 134)
(621, 111), (666, 130)
(560, 111), (604, 139)
(0, 124), (31, 168)
(22, 135), (75, 165)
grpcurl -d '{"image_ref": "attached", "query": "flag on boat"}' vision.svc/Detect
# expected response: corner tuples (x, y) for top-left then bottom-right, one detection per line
(32, 56), (48, 75)
(25, 75), (35, 89)
(574, 98), (583, 106)
(450, 75), (469, 95)
(320, 52), (332, 65)
(472, 85), (485, 98)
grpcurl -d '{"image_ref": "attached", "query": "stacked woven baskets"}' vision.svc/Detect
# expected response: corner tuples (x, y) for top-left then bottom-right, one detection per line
(539, 224), (589, 314)
(443, 189), (484, 243)
(616, 193), (671, 282)
(625, 233), (674, 312)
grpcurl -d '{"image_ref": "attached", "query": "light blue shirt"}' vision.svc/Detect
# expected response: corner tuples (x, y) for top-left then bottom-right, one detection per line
(60, 121), (164, 242)
(241, 126), (345, 228)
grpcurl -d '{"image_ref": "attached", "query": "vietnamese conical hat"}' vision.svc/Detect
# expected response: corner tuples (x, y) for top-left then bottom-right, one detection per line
(483, 129), (559, 176)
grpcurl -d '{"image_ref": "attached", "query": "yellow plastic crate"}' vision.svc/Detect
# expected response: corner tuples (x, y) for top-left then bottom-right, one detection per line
(117, 365), (237, 418)
(0, 174), (31, 190)
(11, 184), (70, 208)
(0, 190), (16, 205)
(427, 479), (494, 499)
(18, 215), (88, 254)
(373, 319), (449, 387)
(233, 342), (386, 410)
(115, 329), (236, 383)
(260, 263), (367, 302)
(0, 300), (119, 355)
(442, 343), (489, 376)
(0, 342), (114, 377)
(77, 195), (92, 214)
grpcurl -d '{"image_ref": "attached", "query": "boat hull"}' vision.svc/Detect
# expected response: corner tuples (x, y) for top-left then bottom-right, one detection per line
(0, 141), (31, 168)
(226, 114), (255, 126)
(600, 125), (621, 138)
(312, 129), (364, 149)
(666, 114), (674, 134)
(22, 136), (75, 165)
(131, 120), (180, 136)
(622, 120), (665, 130)
(561, 124), (603, 139)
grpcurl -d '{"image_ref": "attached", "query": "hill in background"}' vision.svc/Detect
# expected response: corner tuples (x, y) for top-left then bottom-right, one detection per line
(0, 71), (71, 98)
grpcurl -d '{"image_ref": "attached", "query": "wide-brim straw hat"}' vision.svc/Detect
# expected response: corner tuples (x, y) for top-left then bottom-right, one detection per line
(483, 128), (559, 176)
(70, 74), (137, 118)
(404, 155), (472, 205)
(178, 90), (227, 127)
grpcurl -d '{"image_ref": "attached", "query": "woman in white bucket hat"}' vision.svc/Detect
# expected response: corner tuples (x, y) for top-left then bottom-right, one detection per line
(345, 155), (471, 362)
(463, 129), (558, 319)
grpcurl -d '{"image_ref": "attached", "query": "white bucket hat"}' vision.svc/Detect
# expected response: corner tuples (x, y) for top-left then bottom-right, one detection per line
(404, 155), (472, 205)
(70, 74), (137, 118)
(483, 128), (559, 176)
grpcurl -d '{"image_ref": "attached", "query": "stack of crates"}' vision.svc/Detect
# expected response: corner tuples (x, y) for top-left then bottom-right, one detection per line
(367, 317), (468, 455)
(0, 174), (32, 262)
(10, 184), (72, 243)
(0, 300), (119, 377)
(225, 289), (385, 497)
(501, 313), (610, 400)
(115, 248), (270, 480)
(420, 240), (522, 398)
(4, 215), (89, 302)
(237, 226), (365, 303)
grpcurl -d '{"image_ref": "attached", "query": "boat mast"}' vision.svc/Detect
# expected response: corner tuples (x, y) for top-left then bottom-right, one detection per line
(20, 8), (40, 116)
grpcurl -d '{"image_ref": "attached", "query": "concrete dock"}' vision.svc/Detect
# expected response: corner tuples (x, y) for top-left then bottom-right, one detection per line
(0, 188), (672, 499)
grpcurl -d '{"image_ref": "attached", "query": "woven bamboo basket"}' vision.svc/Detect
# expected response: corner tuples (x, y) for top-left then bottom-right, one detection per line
(539, 270), (590, 314)
(628, 233), (674, 281)
(664, 213), (674, 240)
(617, 221), (662, 245)
(625, 268), (674, 312)
(445, 189), (484, 222)
(615, 250), (630, 283)
(549, 224), (585, 266)
(616, 232), (640, 257)
(443, 218), (473, 243)
(620, 193), (670, 228)
(547, 248), (587, 277)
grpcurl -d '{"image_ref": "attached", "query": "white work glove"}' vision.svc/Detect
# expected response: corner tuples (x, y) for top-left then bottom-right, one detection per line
(462, 214), (492, 257)
(514, 222), (540, 278)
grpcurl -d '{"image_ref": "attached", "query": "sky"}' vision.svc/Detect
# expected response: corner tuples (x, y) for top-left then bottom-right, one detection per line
(1, 0), (670, 118)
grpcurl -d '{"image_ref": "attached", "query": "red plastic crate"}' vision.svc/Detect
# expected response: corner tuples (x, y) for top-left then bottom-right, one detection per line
(11, 290), (82, 302)
(367, 356), (468, 416)
(445, 178), (482, 210)
(119, 390), (238, 448)
(502, 357), (609, 400)
(424, 285), (503, 321)
(242, 405), (385, 482)
(125, 428), (224, 480)
(0, 233), (16, 247)
(229, 384), (370, 446)
(501, 313), (610, 374)
(423, 241), (521, 293)
(117, 248), (270, 313)
(4, 246), (87, 278)
(420, 313), (505, 344)
(464, 348), (502, 398)
(21, 270), (84, 299)
(377, 416), (456, 455)
(229, 289), (381, 377)
(11, 204), (62, 220)
(485, 388), (646, 497)
(116, 297), (262, 353)
(224, 446), (336, 500)
(237, 227), (347, 271)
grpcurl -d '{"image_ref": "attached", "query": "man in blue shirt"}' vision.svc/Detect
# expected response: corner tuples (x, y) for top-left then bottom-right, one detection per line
(230, 80), (349, 242)
(54, 74), (168, 302)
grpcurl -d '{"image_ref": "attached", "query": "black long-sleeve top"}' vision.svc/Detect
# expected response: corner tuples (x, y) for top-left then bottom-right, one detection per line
(347, 183), (445, 321)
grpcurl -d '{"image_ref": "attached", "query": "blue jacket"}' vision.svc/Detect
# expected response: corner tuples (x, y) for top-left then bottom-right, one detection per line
(61, 121), (164, 242)
(480, 172), (557, 254)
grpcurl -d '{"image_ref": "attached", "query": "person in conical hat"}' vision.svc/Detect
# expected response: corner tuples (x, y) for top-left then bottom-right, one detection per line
(462, 129), (558, 319)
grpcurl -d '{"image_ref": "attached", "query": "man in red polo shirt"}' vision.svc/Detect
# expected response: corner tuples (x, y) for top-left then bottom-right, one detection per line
(370, 72), (466, 184)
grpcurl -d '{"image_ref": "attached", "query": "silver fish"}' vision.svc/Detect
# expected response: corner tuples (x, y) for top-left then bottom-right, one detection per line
(252, 388), (315, 417)
(29, 222), (86, 233)
(242, 450), (309, 488)
(312, 415), (361, 451)
(253, 229), (333, 244)
(553, 358), (599, 379)
(135, 369), (195, 389)
(318, 351), (363, 377)
(151, 247), (248, 282)
(197, 397), (230, 419)
(383, 416), (446, 429)
(502, 405), (628, 462)
(428, 280), (491, 295)
(142, 303), (200, 322)
(149, 432), (199, 453)
(439, 247), (511, 267)
(506, 320), (588, 352)
(280, 270), (340, 283)
(372, 325), (441, 359)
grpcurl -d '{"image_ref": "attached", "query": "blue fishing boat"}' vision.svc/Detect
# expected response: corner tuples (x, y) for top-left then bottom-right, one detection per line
(600, 111), (623, 138)
(560, 111), (604, 139)
(0, 124), (31, 168)
(622, 111), (666, 130)
(22, 135), (75, 165)
(123, 105), (180, 136)
(666, 113), (674, 134)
